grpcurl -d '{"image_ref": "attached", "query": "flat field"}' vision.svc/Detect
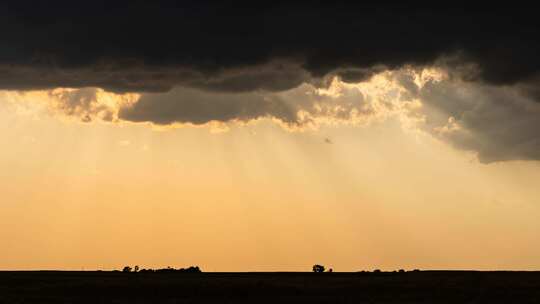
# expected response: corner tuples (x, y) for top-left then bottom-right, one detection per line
(1, 271), (540, 303)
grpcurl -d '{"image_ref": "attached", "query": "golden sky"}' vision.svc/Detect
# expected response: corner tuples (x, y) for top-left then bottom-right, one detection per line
(1, 72), (540, 271)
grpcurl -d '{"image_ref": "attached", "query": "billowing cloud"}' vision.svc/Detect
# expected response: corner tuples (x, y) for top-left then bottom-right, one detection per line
(395, 71), (540, 163)
(11, 72), (402, 130)
(6, 66), (540, 163)
(2, 2), (540, 162)
(48, 88), (107, 122)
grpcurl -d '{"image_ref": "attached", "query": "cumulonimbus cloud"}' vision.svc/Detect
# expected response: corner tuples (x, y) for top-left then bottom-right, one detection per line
(2, 2), (540, 162)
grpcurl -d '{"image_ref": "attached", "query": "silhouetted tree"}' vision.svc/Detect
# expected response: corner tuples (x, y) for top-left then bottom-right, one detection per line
(122, 266), (132, 273)
(184, 266), (201, 273)
(139, 268), (154, 273)
(156, 266), (175, 273)
(312, 264), (325, 273)
(134, 265), (139, 272)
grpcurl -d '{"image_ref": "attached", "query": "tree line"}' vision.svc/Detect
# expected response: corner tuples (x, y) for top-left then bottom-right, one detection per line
(121, 266), (202, 273)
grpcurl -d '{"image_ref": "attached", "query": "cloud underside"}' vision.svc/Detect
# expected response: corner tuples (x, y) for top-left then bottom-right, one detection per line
(123, 70), (540, 163)
(14, 66), (538, 164)
(2, 3), (540, 162)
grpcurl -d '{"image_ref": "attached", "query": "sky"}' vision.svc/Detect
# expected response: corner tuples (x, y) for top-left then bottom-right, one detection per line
(1, 2), (540, 271)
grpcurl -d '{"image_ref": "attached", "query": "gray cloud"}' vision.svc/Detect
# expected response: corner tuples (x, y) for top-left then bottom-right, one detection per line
(397, 72), (540, 163)
(118, 83), (375, 128)
(0, 62), (311, 94)
(334, 67), (387, 84)
(119, 87), (297, 126)
(22, 65), (540, 163)
(187, 62), (310, 93)
(3, 2), (540, 163)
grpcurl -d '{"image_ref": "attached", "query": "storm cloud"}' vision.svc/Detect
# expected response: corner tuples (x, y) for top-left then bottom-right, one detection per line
(1, 2), (540, 92)
(3, 2), (540, 162)
(119, 82), (378, 129)
(394, 70), (540, 163)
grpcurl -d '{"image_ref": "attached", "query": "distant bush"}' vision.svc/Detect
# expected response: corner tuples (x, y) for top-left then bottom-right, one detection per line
(398, 269), (405, 273)
(155, 266), (176, 273)
(139, 268), (150, 273)
(373, 269), (381, 273)
(312, 264), (325, 273)
(182, 266), (201, 273)
(122, 266), (132, 273)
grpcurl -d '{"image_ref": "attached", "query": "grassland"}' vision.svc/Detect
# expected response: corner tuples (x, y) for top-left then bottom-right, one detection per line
(1, 270), (540, 303)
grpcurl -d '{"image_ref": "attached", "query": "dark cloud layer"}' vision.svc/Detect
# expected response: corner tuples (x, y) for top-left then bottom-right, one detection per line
(4, 2), (540, 162)
(1, 2), (539, 92)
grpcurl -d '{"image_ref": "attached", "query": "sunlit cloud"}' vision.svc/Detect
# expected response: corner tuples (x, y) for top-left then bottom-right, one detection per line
(2, 65), (540, 162)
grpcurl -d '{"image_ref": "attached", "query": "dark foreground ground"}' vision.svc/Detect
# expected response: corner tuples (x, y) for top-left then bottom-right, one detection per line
(1, 271), (540, 303)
